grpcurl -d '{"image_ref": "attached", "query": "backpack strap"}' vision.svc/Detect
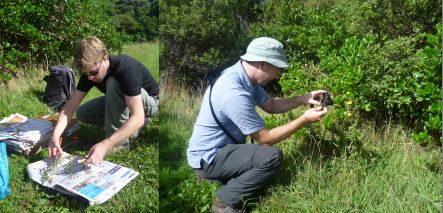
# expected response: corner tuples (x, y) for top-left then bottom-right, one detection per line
(209, 73), (243, 144)
(66, 67), (76, 96)
(60, 67), (71, 101)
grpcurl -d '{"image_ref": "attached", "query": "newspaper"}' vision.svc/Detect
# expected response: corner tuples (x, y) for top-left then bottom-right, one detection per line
(35, 115), (80, 137)
(27, 153), (139, 205)
(0, 113), (53, 155)
(0, 113), (81, 155)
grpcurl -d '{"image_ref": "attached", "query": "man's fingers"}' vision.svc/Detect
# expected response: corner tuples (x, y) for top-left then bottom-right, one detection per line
(84, 149), (92, 164)
(84, 151), (98, 165)
(57, 147), (63, 156)
(84, 157), (92, 165)
(310, 100), (321, 106)
(48, 148), (54, 157)
(312, 90), (327, 96)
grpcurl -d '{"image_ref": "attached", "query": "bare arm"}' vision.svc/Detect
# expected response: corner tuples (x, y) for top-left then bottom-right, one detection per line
(251, 106), (327, 146)
(259, 90), (326, 114)
(49, 90), (87, 157)
(85, 94), (145, 164)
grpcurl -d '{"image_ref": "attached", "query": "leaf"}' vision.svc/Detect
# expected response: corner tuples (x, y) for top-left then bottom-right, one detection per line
(411, 131), (429, 144)
(428, 100), (442, 112)
(363, 103), (372, 112)
(425, 115), (441, 130)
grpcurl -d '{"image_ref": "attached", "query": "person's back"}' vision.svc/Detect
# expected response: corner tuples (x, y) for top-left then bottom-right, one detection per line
(187, 60), (268, 169)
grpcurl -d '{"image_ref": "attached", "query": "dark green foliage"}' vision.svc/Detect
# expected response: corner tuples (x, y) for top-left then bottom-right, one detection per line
(363, 0), (441, 39)
(252, 0), (441, 144)
(160, 0), (261, 87)
(112, 0), (158, 42)
(0, 0), (126, 82)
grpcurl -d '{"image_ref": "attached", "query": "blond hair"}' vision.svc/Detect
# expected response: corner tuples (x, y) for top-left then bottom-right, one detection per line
(74, 36), (108, 70)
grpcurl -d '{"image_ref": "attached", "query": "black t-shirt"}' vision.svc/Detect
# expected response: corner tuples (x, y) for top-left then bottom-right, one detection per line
(77, 55), (159, 97)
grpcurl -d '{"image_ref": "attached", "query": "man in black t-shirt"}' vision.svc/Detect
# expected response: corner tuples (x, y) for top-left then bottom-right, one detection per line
(48, 36), (159, 164)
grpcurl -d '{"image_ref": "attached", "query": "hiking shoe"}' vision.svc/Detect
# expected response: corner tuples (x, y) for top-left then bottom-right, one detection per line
(196, 175), (223, 185)
(212, 198), (244, 213)
(108, 139), (130, 153)
(129, 118), (149, 140)
(131, 129), (140, 140)
(143, 117), (149, 126)
(107, 118), (149, 153)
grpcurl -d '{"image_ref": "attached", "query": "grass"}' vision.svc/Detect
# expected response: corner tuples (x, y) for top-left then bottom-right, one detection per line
(122, 41), (159, 80)
(0, 41), (159, 212)
(159, 84), (442, 212)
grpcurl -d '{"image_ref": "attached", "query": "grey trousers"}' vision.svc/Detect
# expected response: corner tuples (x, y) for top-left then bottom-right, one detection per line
(195, 143), (283, 208)
(76, 77), (159, 144)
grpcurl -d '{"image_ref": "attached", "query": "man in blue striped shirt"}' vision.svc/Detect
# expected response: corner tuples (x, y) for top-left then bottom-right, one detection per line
(187, 37), (328, 213)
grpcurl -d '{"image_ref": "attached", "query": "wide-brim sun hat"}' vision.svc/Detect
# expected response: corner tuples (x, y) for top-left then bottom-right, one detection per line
(240, 37), (290, 68)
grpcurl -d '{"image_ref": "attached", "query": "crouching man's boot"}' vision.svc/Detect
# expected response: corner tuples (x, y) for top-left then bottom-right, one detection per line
(212, 197), (244, 213)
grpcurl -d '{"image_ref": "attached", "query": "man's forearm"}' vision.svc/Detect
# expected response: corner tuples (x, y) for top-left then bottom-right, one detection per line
(272, 96), (304, 113)
(256, 115), (308, 146)
(53, 116), (68, 138)
(52, 109), (74, 139)
(52, 90), (86, 139)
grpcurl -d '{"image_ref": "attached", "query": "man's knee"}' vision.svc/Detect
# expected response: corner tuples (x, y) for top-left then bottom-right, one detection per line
(105, 77), (124, 97)
(263, 147), (283, 170)
(106, 76), (118, 89)
(75, 104), (87, 122)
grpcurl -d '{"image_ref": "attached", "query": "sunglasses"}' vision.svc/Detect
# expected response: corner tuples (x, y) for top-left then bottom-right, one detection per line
(82, 60), (103, 77)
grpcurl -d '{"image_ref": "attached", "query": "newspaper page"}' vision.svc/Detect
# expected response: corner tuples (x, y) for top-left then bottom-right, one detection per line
(27, 153), (139, 205)
(35, 115), (80, 137)
(0, 113), (53, 155)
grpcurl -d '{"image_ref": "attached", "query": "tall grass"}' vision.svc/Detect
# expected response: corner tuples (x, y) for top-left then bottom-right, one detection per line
(159, 84), (219, 212)
(159, 84), (442, 212)
(0, 41), (159, 212)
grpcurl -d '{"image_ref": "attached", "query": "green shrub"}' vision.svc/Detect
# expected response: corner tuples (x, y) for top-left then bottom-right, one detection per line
(160, 0), (261, 86)
(252, 1), (441, 144)
(111, 0), (158, 42)
(252, 1), (349, 63)
(363, 0), (441, 39)
(0, 0), (126, 82)
(278, 26), (441, 144)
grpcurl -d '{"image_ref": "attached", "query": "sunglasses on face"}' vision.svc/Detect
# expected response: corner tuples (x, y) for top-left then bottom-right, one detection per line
(82, 60), (103, 77)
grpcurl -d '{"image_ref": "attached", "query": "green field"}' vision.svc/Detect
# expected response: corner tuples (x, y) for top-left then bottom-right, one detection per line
(122, 41), (159, 80)
(0, 41), (159, 212)
(159, 85), (442, 212)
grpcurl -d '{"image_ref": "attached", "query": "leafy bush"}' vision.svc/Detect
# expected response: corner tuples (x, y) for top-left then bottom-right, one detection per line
(0, 0), (126, 82)
(252, 1), (349, 63)
(252, 1), (441, 144)
(160, 0), (261, 86)
(362, 0), (441, 39)
(112, 0), (158, 42)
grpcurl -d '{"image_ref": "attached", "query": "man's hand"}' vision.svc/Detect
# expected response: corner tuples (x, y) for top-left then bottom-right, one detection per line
(48, 136), (63, 158)
(85, 142), (110, 165)
(299, 90), (327, 106)
(302, 106), (328, 123)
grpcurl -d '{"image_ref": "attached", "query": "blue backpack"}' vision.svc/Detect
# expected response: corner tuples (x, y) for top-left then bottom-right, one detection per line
(0, 142), (10, 199)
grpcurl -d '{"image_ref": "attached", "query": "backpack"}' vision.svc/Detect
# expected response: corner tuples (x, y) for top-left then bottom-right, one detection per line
(0, 142), (9, 200)
(43, 65), (76, 112)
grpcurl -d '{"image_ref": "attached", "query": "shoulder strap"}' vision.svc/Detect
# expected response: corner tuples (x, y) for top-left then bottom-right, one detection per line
(209, 75), (242, 144)
(67, 68), (76, 95)
(60, 67), (71, 100)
